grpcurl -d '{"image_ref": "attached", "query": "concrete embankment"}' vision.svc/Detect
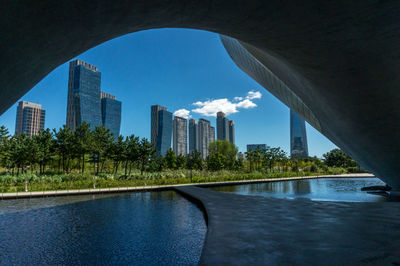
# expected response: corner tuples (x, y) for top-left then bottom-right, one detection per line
(174, 184), (400, 265)
(0, 173), (373, 200)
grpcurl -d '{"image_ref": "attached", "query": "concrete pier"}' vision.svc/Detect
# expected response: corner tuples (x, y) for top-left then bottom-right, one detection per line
(175, 185), (400, 265)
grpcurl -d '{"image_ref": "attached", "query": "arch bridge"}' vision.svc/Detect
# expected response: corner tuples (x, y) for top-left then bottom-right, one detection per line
(1, 1), (399, 188)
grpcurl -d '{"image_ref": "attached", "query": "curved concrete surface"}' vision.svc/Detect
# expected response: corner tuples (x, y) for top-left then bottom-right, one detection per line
(0, 1), (399, 187)
(176, 186), (400, 265)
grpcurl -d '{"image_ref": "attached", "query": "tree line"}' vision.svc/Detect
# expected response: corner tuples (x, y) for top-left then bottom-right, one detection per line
(0, 123), (360, 177)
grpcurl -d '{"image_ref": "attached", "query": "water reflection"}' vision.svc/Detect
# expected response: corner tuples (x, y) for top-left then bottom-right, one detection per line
(0, 191), (206, 265)
(209, 178), (386, 202)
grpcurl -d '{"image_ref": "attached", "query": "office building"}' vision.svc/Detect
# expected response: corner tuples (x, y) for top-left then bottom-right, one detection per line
(66, 59), (101, 130)
(173, 116), (187, 156)
(101, 92), (121, 137)
(228, 120), (235, 144)
(209, 126), (215, 144)
(156, 109), (172, 156)
(198, 118), (212, 159)
(216, 111), (229, 141)
(247, 144), (267, 152)
(15, 101), (45, 136)
(217, 111), (235, 144)
(290, 110), (309, 158)
(189, 119), (198, 154)
(151, 105), (168, 145)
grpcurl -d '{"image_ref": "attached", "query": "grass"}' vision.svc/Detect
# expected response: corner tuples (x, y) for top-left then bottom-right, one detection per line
(0, 168), (353, 193)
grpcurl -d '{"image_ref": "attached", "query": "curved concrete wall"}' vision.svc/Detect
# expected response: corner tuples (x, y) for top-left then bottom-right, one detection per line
(0, 1), (399, 187)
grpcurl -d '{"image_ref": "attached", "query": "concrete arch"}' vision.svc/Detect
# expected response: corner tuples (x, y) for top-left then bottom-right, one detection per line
(1, 1), (399, 188)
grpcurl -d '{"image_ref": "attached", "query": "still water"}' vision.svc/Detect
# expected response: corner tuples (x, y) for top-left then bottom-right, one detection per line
(0, 191), (206, 265)
(208, 177), (387, 202)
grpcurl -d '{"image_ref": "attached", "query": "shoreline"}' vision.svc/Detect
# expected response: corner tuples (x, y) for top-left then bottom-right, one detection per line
(0, 173), (374, 200)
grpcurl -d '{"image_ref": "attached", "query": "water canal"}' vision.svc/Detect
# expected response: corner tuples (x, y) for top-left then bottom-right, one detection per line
(208, 177), (387, 202)
(0, 191), (206, 265)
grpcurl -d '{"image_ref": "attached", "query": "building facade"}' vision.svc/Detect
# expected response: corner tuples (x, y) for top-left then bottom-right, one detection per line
(173, 116), (187, 156)
(209, 126), (215, 144)
(15, 101), (45, 136)
(198, 118), (212, 159)
(151, 105), (168, 145)
(101, 92), (121, 137)
(66, 60), (100, 131)
(216, 111), (229, 141)
(156, 109), (172, 156)
(290, 110), (309, 158)
(188, 119), (198, 154)
(228, 120), (235, 144)
(247, 144), (267, 152)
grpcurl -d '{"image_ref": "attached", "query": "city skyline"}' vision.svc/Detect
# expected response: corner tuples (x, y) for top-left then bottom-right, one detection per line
(0, 28), (337, 156)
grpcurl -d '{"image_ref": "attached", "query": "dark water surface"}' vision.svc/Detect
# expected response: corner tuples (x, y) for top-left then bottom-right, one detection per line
(208, 177), (387, 202)
(0, 191), (206, 265)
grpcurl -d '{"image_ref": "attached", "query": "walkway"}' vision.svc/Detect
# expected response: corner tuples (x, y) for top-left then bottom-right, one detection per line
(0, 174), (372, 199)
(175, 185), (400, 265)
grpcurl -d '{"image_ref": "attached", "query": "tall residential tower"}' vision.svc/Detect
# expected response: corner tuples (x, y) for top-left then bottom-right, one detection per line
(173, 116), (187, 156)
(151, 105), (167, 145)
(188, 119), (198, 154)
(156, 109), (173, 156)
(15, 101), (45, 136)
(101, 92), (122, 137)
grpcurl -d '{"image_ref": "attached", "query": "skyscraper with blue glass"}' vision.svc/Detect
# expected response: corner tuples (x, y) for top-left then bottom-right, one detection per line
(290, 110), (308, 158)
(66, 60), (121, 135)
(156, 109), (172, 156)
(101, 92), (121, 137)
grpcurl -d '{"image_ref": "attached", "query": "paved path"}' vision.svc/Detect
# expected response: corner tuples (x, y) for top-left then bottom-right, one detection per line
(175, 185), (400, 265)
(0, 174), (373, 199)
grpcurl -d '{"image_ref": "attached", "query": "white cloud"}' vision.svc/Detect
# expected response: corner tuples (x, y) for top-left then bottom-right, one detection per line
(236, 99), (257, 109)
(246, 90), (262, 100)
(173, 109), (191, 119)
(191, 90), (262, 117)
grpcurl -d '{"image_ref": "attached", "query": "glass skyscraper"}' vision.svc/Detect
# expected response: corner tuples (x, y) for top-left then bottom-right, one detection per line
(290, 110), (309, 158)
(156, 109), (172, 156)
(198, 118), (212, 159)
(151, 105), (168, 145)
(15, 101), (45, 136)
(173, 116), (187, 156)
(66, 60), (100, 131)
(217, 111), (235, 144)
(101, 92), (121, 137)
(189, 119), (198, 154)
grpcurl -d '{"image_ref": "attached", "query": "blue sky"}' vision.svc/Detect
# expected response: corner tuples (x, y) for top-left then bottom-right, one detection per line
(0, 28), (336, 157)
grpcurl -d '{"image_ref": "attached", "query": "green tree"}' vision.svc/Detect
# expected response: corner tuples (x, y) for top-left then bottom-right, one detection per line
(138, 138), (155, 175)
(208, 140), (238, 169)
(165, 148), (177, 169)
(74, 122), (92, 173)
(91, 126), (114, 175)
(53, 126), (74, 173)
(187, 150), (203, 181)
(176, 155), (186, 169)
(33, 129), (54, 174)
(108, 135), (126, 174)
(323, 149), (357, 168)
(124, 134), (140, 176)
(207, 152), (225, 171)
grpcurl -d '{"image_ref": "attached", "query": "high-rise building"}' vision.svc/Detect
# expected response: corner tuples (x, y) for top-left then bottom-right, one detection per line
(188, 119), (198, 154)
(66, 59), (100, 131)
(173, 116), (187, 156)
(209, 126), (215, 144)
(156, 109), (172, 156)
(216, 111), (229, 141)
(247, 144), (267, 152)
(198, 118), (212, 159)
(101, 92), (121, 137)
(15, 101), (45, 136)
(290, 110), (309, 158)
(228, 120), (235, 144)
(151, 105), (167, 145)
